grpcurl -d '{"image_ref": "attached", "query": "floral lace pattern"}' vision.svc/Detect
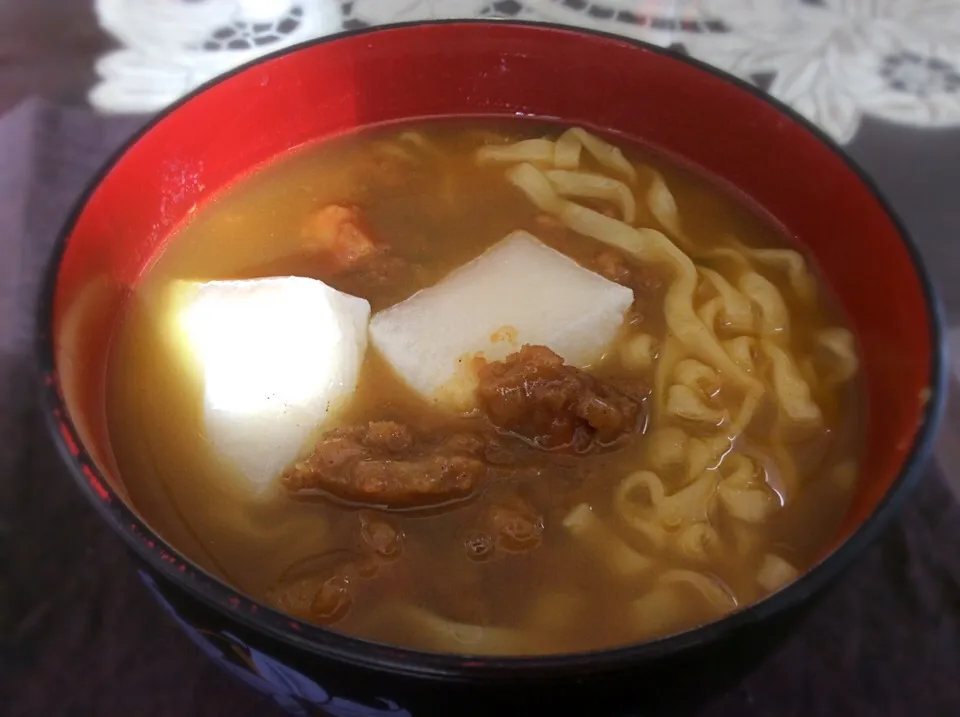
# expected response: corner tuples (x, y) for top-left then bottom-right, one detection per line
(687, 0), (960, 142)
(92, 0), (960, 143)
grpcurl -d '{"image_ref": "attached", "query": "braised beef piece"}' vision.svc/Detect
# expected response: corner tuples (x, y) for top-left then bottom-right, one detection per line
(595, 249), (634, 286)
(358, 510), (405, 559)
(594, 249), (664, 294)
(486, 498), (544, 553)
(266, 549), (370, 625)
(476, 344), (648, 453)
(300, 204), (413, 289)
(460, 497), (545, 562)
(301, 204), (381, 272)
(282, 421), (489, 506)
(285, 347), (646, 506)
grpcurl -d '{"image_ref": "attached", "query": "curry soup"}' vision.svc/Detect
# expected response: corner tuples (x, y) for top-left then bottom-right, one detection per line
(105, 120), (863, 655)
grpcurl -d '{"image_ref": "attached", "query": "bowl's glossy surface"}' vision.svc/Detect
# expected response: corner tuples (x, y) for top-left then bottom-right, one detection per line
(37, 20), (945, 717)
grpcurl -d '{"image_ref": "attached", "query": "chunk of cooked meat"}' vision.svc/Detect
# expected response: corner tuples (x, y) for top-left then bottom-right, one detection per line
(595, 249), (664, 294)
(358, 511), (404, 559)
(362, 420), (413, 452)
(533, 213), (567, 241)
(595, 249), (633, 286)
(459, 496), (544, 561)
(301, 204), (381, 274)
(300, 204), (415, 298)
(309, 574), (353, 623)
(282, 421), (489, 506)
(267, 551), (368, 625)
(268, 572), (354, 624)
(366, 141), (421, 187)
(476, 345), (648, 452)
(334, 254), (412, 295)
(486, 499), (544, 553)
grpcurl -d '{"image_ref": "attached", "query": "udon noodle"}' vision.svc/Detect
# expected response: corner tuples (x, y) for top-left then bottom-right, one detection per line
(479, 126), (854, 571)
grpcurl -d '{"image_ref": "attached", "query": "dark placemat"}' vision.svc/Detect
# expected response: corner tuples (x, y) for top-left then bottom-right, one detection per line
(2, 98), (960, 717)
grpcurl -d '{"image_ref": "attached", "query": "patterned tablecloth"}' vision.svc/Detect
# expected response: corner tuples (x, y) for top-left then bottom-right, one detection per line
(90, 0), (960, 146)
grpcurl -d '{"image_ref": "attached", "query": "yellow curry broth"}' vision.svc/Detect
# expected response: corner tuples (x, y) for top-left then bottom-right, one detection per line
(106, 120), (862, 654)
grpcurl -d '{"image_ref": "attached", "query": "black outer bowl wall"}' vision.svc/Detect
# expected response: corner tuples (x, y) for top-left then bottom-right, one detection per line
(142, 560), (821, 716)
(36, 17), (947, 695)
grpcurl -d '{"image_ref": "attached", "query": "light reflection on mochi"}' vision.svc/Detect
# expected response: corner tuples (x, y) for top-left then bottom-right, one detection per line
(368, 231), (634, 410)
(169, 276), (370, 493)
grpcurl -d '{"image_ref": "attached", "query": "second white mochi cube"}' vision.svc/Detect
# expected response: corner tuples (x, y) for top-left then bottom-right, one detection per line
(369, 231), (634, 410)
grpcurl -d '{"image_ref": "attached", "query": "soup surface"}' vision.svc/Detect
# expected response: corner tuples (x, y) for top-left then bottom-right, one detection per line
(106, 119), (863, 655)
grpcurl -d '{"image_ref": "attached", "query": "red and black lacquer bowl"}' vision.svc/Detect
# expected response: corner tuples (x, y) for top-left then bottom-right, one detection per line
(36, 21), (945, 717)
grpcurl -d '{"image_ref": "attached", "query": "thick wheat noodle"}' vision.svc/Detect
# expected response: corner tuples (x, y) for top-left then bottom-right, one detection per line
(477, 128), (637, 182)
(716, 453), (778, 523)
(659, 569), (738, 612)
(507, 163), (756, 386)
(757, 553), (799, 593)
(653, 334), (682, 424)
(646, 169), (699, 252)
(761, 340), (822, 424)
(699, 267), (754, 333)
(674, 522), (720, 562)
(562, 503), (653, 576)
(741, 271), (791, 337)
(481, 128), (830, 545)
(368, 605), (539, 656)
(768, 418), (801, 502)
(544, 169), (636, 224)
(615, 469), (718, 531)
(816, 327), (859, 387)
(475, 138), (556, 165)
(704, 238), (817, 306)
(505, 161), (765, 435)
(554, 127), (638, 180)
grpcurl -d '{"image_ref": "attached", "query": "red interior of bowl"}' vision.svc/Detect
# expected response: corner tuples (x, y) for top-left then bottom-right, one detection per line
(51, 22), (936, 560)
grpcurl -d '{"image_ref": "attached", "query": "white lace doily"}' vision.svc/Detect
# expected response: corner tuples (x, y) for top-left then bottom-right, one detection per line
(91, 0), (960, 144)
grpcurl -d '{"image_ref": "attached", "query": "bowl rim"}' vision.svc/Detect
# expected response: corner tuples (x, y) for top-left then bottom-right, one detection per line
(36, 18), (947, 681)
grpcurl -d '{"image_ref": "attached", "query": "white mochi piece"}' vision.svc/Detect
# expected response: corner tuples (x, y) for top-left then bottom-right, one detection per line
(169, 276), (370, 493)
(369, 231), (634, 409)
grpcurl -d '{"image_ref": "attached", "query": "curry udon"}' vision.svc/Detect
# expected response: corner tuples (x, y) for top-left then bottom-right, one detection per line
(106, 120), (863, 655)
